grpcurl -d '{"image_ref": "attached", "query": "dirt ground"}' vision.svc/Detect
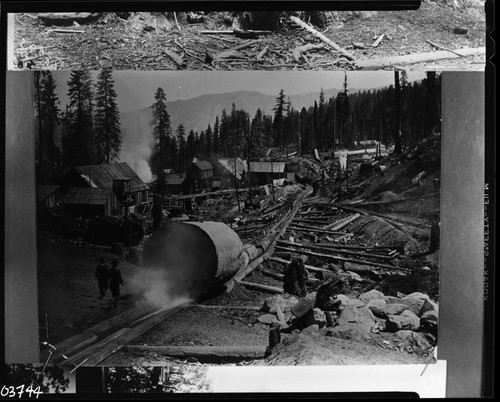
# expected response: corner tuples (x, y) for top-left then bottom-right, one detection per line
(37, 236), (142, 346)
(12, 2), (486, 71)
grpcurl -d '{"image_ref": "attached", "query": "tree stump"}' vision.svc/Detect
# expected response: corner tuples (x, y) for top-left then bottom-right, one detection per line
(429, 221), (440, 252)
(283, 257), (308, 297)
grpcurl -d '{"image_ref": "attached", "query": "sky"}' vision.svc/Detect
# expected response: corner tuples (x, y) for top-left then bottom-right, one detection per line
(52, 70), (425, 113)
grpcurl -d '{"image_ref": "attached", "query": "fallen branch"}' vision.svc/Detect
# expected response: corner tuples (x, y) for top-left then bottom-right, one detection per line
(289, 16), (356, 61)
(357, 47), (485, 69)
(47, 29), (85, 34)
(173, 12), (181, 30)
(200, 29), (272, 36)
(256, 46), (269, 60)
(425, 39), (465, 57)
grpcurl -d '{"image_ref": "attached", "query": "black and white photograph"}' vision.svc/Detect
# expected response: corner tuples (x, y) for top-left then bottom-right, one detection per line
(7, 2), (485, 71)
(2, 1), (493, 399)
(30, 70), (441, 368)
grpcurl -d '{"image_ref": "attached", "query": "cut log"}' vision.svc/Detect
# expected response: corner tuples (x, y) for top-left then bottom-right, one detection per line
(323, 213), (361, 230)
(189, 304), (262, 310)
(122, 345), (267, 359)
(37, 12), (99, 25)
(277, 240), (393, 260)
(426, 39), (465, 57)
(215, 39), (261, 60)
(238, 280), (284, 294)
(261, 268), (284, 281)
(200, 29), (272, 36)
(289, 16), (356, 61)
(288, 223), (349, 234)
(357, 47), (485, 70)
(162, 49), (186, 68)
(267, 256), (330, 273)
(274, 246), (410, 271)
(371, 33), (385, 48)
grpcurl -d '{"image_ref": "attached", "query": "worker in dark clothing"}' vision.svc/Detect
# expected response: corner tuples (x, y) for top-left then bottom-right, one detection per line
(95, 257), (109, 298)
(108, 259), (124, 298)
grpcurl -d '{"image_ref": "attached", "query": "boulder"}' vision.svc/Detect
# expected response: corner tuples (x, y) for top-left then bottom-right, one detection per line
(305, 308), (327, 328)
(257, 314), (281, 325)
(386, 310), (420, 332)
(301, 324), (320, 335)
(291, 292), (317, 318)
(337, 305), (376, 334)
(387, 292), (430, 316)
(262, 295), (297, 314)
(366, 298), (387, 318)
(420, 310), (438, 336)
(359, 289), (385, 304)
(419, 299), (439, 316)
(384, 303), (410, 317)
(395, 330), (433, 352)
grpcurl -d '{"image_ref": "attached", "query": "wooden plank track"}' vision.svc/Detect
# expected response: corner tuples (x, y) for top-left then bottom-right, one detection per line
(64, 299), (195, 366)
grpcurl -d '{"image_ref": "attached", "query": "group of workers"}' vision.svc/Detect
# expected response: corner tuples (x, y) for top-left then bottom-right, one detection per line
(95, 257), (124, 299)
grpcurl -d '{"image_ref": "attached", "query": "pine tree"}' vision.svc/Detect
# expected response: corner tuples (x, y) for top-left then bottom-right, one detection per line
(35, 71), (61, 183)
(94, 69), (122, 164)
(149, 87), (172, 178)
(273, 89), (287, 153)
(393, 70), (403, 154)
(64, 70), (94, 167)
(213, 116), (219, 156)
(176, 124), (186, 173)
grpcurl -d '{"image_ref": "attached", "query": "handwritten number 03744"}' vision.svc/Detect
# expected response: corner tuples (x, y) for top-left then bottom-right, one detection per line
(0, 384), (42, 398)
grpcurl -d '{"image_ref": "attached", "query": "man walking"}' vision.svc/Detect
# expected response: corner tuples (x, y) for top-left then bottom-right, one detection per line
(108, 259), (124, 299)
(95, 257), (109, 298)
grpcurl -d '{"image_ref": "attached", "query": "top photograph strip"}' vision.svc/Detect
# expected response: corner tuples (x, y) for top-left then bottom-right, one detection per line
(6, 1), (486, 71)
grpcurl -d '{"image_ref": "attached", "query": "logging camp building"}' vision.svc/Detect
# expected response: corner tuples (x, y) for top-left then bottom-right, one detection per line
(186, 159), (213, 192)
(249, 160), (286, 186)
(60, 162), (149, 218)
(212, 157), (247, 191)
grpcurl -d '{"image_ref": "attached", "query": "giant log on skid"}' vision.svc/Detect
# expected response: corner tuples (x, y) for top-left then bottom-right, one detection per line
(142, 221), (247, 299)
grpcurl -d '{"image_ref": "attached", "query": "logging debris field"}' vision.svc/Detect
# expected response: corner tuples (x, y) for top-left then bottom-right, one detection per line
(13, 3), (485, 71)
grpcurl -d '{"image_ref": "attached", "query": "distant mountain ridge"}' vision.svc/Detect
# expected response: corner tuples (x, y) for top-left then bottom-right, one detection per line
(118, 87), (343, 182)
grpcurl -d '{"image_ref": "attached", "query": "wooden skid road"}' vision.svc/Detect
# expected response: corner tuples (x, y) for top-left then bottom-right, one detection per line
(63, 299), (195, 366)
(122, 345), (268, 359)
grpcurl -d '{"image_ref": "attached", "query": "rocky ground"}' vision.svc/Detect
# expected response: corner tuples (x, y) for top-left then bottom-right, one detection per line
(12, 1), (486, 71)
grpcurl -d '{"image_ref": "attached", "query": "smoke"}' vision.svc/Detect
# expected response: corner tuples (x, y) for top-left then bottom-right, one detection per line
(128, 266), (190, 309)
(118, 108), (154, 183)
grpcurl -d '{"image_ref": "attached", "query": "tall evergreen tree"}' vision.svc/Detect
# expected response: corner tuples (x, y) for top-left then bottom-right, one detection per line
(149, 87), (172, 178)
(176, 124), (186, 173)
(64, 70), (94, 167)
(35, 71), (60, 183)
(273, 89), (287, 153)
(393, 70), (403, 154)
(213, 116), (219, 156)
(94, 69), (122, 164)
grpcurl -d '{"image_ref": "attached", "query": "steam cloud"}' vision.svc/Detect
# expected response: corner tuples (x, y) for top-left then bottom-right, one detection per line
(128, 267), (190, 309)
